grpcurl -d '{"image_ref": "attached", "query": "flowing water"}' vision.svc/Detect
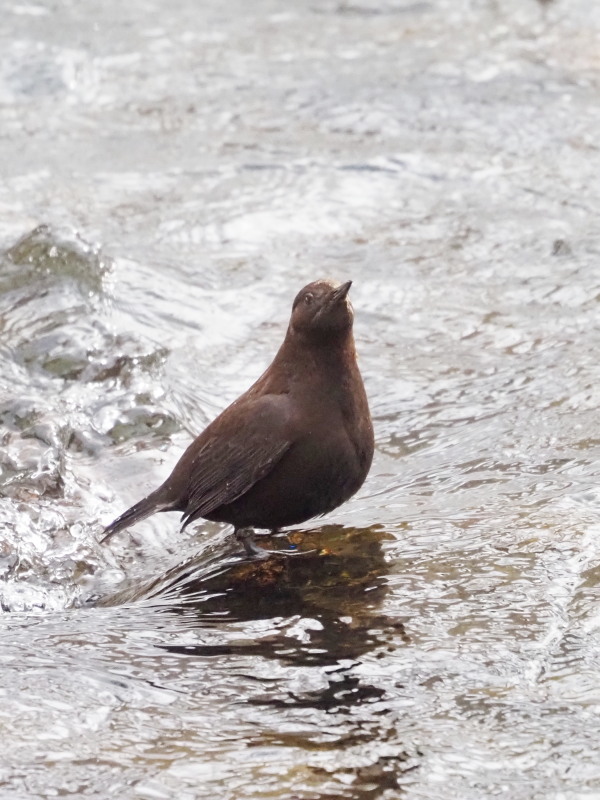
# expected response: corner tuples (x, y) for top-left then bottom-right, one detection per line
(1, 0), (600, 797)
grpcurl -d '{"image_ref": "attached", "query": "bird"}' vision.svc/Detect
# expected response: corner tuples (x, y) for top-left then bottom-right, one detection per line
(101, 279), (374, 556)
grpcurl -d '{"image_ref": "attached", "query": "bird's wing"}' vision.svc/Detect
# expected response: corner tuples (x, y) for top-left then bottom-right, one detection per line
(179, 394), (293, 528)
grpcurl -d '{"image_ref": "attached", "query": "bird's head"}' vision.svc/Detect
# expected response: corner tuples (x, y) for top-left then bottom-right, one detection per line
(289, 279), (354, 341)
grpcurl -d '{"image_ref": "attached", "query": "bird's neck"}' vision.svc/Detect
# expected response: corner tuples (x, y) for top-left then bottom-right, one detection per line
(267, 327), (359, 389)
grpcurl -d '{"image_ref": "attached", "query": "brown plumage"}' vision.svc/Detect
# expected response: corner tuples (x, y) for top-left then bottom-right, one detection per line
(101, 279), (374, 553)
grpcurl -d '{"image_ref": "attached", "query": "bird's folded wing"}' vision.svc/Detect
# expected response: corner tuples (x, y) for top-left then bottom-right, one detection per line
(180, 395), (292, 528)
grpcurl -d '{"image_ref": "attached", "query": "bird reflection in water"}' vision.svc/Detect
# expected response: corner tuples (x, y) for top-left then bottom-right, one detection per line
(138, 523), (406, 664)
(152, 523), (414, 796)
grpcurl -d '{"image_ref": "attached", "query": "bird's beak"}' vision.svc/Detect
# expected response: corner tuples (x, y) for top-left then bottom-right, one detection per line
(330, 280), (352, 304)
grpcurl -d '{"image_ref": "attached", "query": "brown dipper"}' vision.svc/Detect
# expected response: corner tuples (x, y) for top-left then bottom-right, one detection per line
(101, 279), (374, 555)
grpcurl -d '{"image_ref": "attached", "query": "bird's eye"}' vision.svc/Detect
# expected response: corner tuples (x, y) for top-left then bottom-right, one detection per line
(304, 293), (314, 306)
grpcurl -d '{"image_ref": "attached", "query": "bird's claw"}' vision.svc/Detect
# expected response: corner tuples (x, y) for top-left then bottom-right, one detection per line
(234, 528), (271, 560)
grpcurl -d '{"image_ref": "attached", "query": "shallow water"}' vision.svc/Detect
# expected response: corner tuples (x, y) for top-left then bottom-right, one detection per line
(1, 0), (600, 797)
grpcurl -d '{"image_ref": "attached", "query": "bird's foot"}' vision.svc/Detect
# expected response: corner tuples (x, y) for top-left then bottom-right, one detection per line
(234, 527), (270, 560)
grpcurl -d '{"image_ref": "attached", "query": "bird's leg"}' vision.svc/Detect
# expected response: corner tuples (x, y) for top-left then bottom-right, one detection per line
(234, 527), (270, 559)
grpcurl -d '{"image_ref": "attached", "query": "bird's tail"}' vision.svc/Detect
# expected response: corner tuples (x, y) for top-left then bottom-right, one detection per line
(100, 488), (175, 543)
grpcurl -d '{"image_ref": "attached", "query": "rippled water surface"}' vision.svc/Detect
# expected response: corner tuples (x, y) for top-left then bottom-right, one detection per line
(1, 0), (600, 797)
